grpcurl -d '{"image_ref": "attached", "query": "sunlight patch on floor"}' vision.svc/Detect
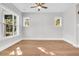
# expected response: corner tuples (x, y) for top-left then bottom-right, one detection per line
(37, 47), (55, 55)
(37, 47), (48, 54)
(9, 50), (15, 55)
(49, 52), (55, 55)
(9, 47), (22, 55)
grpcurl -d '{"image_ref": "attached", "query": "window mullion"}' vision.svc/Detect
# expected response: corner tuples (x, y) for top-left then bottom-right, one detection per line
(13, 15), (14, 36)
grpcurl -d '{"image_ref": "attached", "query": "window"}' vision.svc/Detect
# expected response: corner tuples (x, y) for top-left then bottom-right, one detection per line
(0, 6), (19, 38)
(4, 14), (18, 37)
(4, 15), (13, 36)
(0, 7), (19, 38)
(54, 17), (62, 27)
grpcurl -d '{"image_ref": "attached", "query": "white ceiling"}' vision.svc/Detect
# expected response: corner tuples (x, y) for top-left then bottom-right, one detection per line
(13, 3), (75, 13)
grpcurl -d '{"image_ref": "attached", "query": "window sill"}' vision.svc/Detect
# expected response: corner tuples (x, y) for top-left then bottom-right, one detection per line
(3, 34), (19, 40)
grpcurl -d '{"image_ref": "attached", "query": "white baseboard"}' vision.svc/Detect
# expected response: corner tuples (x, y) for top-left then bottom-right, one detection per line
(23, 38), (63, 40)
(0, 39), (21, 52)
(63, 38), (78, 48)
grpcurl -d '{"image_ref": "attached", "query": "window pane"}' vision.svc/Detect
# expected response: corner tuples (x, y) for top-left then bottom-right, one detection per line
(4, 15), (13, 36)
(14, 16), (16, 35)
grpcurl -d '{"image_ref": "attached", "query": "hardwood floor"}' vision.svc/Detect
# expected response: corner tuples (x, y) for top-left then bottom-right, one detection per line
(0, 40), (79, 56)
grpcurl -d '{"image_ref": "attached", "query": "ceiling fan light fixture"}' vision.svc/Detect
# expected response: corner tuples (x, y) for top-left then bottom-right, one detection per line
(31, 3), (48, 11)
(37, 6), (41, 9)
(37, 6), (41, 11)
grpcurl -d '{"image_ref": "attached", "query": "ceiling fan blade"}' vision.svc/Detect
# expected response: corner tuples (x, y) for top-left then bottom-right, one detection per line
(35, 3), (40, 6)
(31, 6), (37, 8)
(35, 3), (45, 6)
(40, 3), (45, 5)
(41, 6), (48, 9)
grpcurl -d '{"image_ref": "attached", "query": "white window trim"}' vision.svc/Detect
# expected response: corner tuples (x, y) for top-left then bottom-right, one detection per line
(3, 14), (19, 39)
(0, 5), (19, 39)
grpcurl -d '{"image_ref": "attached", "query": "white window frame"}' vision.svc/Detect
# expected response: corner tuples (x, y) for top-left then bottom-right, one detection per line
(1, 6), (19, 39)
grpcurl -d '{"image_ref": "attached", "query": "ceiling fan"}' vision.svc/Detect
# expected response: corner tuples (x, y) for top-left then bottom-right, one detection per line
(31, 3), (48, 11)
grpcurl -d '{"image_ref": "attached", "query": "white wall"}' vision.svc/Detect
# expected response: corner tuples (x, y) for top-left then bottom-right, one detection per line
(76, 4), (79, 47)
(22, 13), (63, 40)
(63, 4), (77, 47)
(0, 7), (3, 40)
(0, 9), (1, 40)
(0, 3), (23, 51)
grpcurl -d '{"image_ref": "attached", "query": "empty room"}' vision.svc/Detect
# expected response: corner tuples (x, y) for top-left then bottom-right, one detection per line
(0, 3), (79, 56)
